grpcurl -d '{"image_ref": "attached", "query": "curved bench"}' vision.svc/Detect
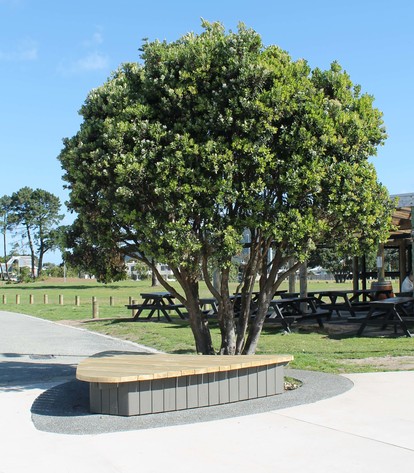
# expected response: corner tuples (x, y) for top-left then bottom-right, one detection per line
(76, 352), (294, 416)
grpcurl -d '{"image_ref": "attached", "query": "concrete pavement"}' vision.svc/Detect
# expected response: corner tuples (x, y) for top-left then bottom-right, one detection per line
(1, 310), (414, 472)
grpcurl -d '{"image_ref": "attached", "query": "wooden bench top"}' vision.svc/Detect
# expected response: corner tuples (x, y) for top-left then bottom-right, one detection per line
(76, 352), (294, 384)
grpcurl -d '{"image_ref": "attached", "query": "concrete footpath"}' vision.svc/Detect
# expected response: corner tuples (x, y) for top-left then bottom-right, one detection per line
(1, 310), (414, 472)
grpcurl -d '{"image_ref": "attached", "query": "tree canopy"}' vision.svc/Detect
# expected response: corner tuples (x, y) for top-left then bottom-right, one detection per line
(8, 187), (63, 277)
(59, 22), (393, 354)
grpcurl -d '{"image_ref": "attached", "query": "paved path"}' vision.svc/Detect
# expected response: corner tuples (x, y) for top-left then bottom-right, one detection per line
(1, 310), (414, 472)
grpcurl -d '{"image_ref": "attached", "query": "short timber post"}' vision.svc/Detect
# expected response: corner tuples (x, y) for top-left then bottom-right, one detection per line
(92, 297), (99, 319)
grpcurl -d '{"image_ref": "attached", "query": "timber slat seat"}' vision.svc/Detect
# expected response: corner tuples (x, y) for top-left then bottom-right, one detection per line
(76, 352), (293, 416)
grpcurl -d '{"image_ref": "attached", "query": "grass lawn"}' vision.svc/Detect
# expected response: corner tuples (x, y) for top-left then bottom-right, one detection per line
(1, 277), (413, 374)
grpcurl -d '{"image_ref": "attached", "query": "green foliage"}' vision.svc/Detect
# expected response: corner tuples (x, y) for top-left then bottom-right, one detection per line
(8, 187), (64, 277)
(58, 21), (393, 354)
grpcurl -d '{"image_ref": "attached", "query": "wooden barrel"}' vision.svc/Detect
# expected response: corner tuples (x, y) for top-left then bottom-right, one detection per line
(370, 281), (394, 300)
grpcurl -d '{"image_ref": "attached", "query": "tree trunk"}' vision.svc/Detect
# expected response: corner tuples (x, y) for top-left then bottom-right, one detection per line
(3, 224), (10, 281)
(243, 314), (265, 355)
(218, 297), (237, 355)
(26, 226), (36, 278)
(186, 297), (215, 354)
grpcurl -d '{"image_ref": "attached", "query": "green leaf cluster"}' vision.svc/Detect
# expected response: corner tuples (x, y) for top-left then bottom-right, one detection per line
(59, 21), (393, 353)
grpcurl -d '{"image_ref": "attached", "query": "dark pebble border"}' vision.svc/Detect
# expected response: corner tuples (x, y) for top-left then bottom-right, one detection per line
(31, 369), (353, 435)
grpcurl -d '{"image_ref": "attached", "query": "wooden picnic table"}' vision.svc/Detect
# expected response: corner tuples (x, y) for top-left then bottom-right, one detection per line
(199, 297), (219, 316)
(126, 292), (186, 321)
(310, 289), (393, 318)
(356, 296), (414, 337)
(268, 296), (330, 332)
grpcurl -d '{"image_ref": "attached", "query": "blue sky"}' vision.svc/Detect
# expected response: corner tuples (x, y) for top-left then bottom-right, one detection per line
(1, 0), (413, 263)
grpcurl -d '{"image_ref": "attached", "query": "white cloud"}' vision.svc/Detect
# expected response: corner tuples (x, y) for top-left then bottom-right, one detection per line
(83, 31), (104, 48)
(0, 38), (38, 62)
(58, 52), (109, 75)
(57, 27), (109, 75)
(76, 52), (109, 71)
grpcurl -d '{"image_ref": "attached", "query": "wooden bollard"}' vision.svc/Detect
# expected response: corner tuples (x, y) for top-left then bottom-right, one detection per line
(109, 296), (114, 306)
(44, 294), (48, 304)
(29, 294), (34, 305)
(16, 294), (20, 305)
(59, 294), (64, 305)
(2, 295), (6, 304)
(75, 295), (80, 306)
(92, 297), (99, 319)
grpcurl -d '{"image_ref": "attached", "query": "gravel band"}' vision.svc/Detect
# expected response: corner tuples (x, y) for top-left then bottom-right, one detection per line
(30, 368), (353, 435)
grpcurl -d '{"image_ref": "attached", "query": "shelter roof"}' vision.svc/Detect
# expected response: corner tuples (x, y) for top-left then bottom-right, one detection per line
(389, 206), (412, 241)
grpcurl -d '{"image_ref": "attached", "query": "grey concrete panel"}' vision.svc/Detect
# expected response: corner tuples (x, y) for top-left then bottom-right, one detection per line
(257, 365), (267, 397)
(238, 368), (249, 401)
(89, 383), (102, 413)
(187, 374), (199, 409)
(208, 372), (219, 406)
(139, 380), (152, 415)
(248, 367), (258, 399)
(229, 370), (239, 402)
(176, 376), (187, 410)
(152, 379), (165, 413)
(218, 371), (229, 404)
(198, 374), (209, 407)
(163, 377), (177, 412)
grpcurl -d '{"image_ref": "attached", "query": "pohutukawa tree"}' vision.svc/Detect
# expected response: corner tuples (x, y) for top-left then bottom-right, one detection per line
(59, 22), (393, 355)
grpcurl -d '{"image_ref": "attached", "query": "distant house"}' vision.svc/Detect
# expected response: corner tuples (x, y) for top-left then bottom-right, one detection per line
(0, 255), (38, 278)
(126, 260), (174, 281)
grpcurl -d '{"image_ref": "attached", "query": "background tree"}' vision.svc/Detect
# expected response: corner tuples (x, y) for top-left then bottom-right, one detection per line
(9, 187), (63, 278)
(0, 195), (12, 280)
(59, 22), (393, 355)
(309, 248), (353, 283)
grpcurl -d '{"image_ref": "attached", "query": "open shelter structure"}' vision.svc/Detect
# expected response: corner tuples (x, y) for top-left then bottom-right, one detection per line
(353, 193), (414, 293)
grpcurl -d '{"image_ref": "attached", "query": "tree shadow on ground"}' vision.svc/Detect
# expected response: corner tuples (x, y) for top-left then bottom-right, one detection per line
(0, 359), (76, 392)
(31, 379), (90, 417)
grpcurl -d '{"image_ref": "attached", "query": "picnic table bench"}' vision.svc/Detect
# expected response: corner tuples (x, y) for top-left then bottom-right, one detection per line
(267, 296), (330, 331)
(356, 296), (414, 337)
(76, 352), (294, 416)
(126, 292), (186, 321)
(309, 289), (393, 318)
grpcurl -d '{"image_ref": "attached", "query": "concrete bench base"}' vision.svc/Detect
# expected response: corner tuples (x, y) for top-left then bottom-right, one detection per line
(77, 352), (293, 416)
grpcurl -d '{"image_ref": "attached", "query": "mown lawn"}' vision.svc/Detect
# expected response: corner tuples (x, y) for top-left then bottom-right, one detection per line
(1, 278), (413, 374)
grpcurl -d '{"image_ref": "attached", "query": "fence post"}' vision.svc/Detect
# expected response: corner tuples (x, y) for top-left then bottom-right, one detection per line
(44, 294), (48, 305)
(16, 294), (20, 305)
(59, 295), (64, 305)
(92, 297), (99, 319)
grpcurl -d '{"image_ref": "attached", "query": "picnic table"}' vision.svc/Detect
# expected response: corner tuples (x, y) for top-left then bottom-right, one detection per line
(310, 289), (393, 318)
(356, 296), (414, 337)
(199, 297), (219, 316)
(268, 296), (330, 332)
(126, 292), (186, 321)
